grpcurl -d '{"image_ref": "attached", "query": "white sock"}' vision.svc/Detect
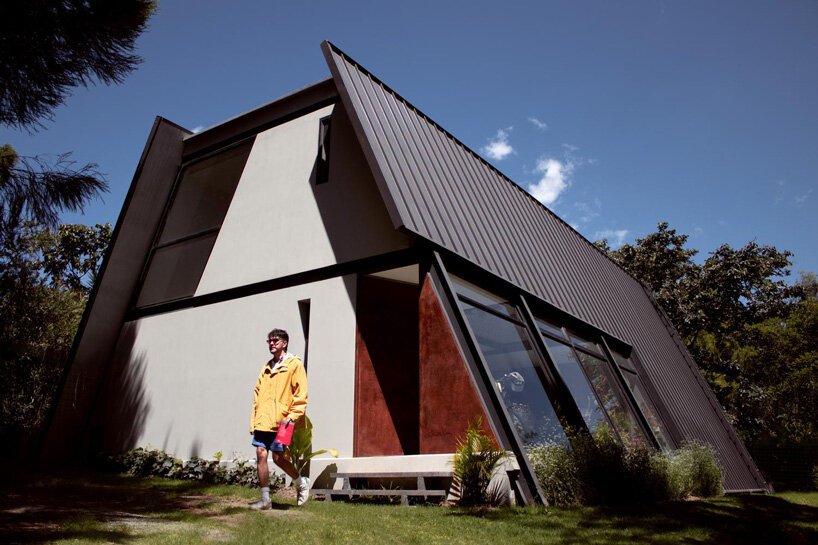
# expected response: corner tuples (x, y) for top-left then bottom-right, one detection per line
(261, 486), (270, 502)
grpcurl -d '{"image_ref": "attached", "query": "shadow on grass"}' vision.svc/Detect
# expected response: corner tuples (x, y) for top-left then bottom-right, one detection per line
(0, 468), (260, 544)
(448, 495), (818, 545)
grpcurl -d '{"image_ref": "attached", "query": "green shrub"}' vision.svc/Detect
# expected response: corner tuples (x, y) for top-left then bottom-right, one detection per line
(528, 433), (722, 506)
(667, 441), (724, 498)
(106, 447), (278, 489)
(812, 464), (818, 490)
(527, 443), (581, 505)
(289, 416), (338, 476)
(453, 419), (509, 506)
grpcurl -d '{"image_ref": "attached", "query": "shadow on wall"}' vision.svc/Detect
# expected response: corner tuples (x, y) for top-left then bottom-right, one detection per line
(86, 321), (150, 455)
(309, 104), (409, 281)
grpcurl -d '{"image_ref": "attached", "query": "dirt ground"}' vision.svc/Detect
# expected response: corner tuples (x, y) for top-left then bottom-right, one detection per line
(0, 469), (299, 544)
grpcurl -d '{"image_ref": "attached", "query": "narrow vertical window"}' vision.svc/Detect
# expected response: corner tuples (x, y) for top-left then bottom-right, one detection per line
(298, 299), (311, 371)
(316, 115), (331, 185)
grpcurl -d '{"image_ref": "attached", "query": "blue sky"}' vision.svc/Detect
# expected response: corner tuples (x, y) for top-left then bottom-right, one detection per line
(2, 0), (816, 276)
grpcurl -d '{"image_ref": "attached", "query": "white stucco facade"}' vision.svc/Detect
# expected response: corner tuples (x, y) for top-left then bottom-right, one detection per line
(109, 275), (357, 466)
(196, 103), (408, 295)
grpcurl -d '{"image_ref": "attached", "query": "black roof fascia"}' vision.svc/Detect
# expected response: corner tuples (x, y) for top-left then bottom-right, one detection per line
(183, 77), (338, 161)
(321, 40), (409, 232)
(40, 117), (190, 462)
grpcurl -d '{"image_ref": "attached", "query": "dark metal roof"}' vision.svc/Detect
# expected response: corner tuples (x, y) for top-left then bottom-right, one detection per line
(322, 41), (767, 491)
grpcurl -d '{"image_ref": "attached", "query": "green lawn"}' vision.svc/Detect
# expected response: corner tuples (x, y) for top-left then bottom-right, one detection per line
(1, 470), (816, 544)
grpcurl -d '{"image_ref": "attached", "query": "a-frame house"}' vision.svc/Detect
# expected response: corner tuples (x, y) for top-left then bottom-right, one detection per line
(45, 42), (769, 502)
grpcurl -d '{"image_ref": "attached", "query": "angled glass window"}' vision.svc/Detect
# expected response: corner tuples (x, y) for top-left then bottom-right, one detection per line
(159, 141), (253, 244)
(612, 352), (674, 450)
(451, 275), (516, 318)
(460, 300), (568, 447)
(535, 317), (567, 341)
(542, 336), (608, 434)
(574, 351), (649, 446)
(567, 330), (604, 357)
(136, 139), (254, 307)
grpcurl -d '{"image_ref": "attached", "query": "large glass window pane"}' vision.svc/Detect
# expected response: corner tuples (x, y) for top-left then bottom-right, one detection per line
(461, 301), (568, 447)
(535, 317), (566, 340)
(542, 336), (607, 434)
(620, 369), (674, 451)
(159, 140), (253, 244)
(611, 350), (636, 372)
(137, 233), (217, 306)
(567, 331), (604, 357)
(575, 351), (649, 446)
(451, 275), (517, 318)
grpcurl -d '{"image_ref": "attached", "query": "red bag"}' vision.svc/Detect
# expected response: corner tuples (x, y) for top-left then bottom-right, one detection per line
(274, 420), (295, 446)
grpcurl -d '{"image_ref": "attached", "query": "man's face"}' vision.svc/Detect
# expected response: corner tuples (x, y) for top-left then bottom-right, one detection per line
(267, 336), (287, 359)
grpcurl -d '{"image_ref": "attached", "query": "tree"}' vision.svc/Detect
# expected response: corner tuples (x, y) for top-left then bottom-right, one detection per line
(599, 222), (815, 442)
(1, 0), (154, 239)
(0, 223), (111, 447)
(0, 1), (153, 456)
(606, 222), (698, 337)
(0, 0), (154, 128)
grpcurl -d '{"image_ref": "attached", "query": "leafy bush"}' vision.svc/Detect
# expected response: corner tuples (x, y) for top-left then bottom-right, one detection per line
(529, 433), (722, 506)
(452, 419), (509, 506)
(289, 416), (338, 476)
(106, 447), (279, 489)
(528, 442), (581, 505)
(667, 441), (724, 498)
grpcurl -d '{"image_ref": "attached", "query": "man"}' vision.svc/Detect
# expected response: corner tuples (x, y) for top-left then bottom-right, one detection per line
(249, 328), (309, 509)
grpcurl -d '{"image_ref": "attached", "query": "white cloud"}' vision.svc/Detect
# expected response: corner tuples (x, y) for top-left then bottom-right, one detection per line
(573, 199), (601, 224)
(528, 117), (548, 130)
(593, 229), (629, 248)
(795, 189), (812, 205)
(528, 158), (573, 205)
(191, 125), (205, 134)
(562, 143), (579, 152)
(482, 128), (514, 160)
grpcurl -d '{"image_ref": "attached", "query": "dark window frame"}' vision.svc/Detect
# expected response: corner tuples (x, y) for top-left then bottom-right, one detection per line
(316, 115), (332, 185)
(132, 136), (255, 309)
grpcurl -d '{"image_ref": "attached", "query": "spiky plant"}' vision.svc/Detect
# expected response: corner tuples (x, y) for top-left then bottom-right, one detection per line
(452, 419), (508, 506)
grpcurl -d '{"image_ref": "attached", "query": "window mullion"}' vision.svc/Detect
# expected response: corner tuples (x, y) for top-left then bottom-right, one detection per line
(599, 338), (660, 450)
(517, 295), (590, 437)
(429, 251), (545, 506)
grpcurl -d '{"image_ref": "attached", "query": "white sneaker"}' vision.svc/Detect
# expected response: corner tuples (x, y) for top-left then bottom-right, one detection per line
(249, 498), (272, 510)
(296, 476), (310, 506)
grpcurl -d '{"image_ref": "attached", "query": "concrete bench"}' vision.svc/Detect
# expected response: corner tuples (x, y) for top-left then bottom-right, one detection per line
(312, 471), (453, 506)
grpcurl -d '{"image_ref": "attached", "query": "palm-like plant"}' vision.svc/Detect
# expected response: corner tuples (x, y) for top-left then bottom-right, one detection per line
(452, 419), (508, 506)
(288, 416), (338, 476)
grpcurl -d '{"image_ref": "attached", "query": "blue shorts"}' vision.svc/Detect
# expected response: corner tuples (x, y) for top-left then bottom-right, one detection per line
(251, 430), (286, 452)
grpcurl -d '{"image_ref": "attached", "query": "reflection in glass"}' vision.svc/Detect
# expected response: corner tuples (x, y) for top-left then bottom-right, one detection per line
(159, 140), (253, 244)
(621, 369), (674, 451)
(568, 332), (603, 356)
(451, 275), (517, 317)
(535, 317), (566, 340)
(611, 350), (636, 372)
(137, 233), (218, 306)
(461, 301), (568, 447)
(575, 351), (648, 446)
(542, 336), (607, 433)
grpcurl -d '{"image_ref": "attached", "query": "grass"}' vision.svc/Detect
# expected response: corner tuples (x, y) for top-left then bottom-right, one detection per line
(1, 469), (816, 544)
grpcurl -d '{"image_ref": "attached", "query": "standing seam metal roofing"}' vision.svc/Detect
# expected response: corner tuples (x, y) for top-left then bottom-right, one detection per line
(321, 41), (766, 491)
